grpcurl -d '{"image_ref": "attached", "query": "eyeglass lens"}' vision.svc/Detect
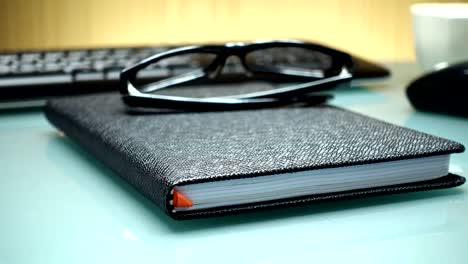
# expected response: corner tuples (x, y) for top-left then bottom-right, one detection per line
(245, 47), (332, 78)
(133, 52), (218, 88)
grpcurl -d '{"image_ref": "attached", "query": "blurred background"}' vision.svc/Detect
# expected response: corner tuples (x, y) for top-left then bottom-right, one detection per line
(0, 0), (467, 61)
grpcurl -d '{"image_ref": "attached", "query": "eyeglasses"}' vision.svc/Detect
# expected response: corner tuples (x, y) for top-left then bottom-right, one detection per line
(120, 40), (353, 110)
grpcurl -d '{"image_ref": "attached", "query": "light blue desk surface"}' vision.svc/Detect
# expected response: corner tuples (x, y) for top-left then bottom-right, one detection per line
(1, 64), (467, 264)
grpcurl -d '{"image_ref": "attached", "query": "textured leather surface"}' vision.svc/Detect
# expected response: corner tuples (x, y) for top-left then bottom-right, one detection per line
(45, 93), (465, 219)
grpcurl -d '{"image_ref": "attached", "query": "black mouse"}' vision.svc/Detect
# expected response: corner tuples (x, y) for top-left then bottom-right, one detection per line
(407, 61), (468, 116)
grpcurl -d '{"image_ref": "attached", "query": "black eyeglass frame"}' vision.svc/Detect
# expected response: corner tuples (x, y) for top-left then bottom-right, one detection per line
(120, 40), (353, 110)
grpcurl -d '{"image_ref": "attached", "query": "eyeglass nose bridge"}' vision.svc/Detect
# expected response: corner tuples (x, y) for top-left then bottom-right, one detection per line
(206, 53), (253, 79)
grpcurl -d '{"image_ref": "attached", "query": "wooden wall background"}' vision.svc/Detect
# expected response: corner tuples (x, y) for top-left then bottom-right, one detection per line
(0, 0), (466, 61)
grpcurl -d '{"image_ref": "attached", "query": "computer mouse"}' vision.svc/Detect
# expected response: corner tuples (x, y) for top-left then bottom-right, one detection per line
(407, 61), (468, 116)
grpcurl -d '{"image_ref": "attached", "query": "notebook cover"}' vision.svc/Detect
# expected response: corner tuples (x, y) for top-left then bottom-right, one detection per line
(44, 93), (465, 220)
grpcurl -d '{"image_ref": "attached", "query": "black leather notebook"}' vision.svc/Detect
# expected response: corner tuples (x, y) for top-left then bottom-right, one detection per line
(45, 94), (465, 220)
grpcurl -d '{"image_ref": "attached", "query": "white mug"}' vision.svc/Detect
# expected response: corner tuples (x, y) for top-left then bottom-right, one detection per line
(411, 3), (468, 71)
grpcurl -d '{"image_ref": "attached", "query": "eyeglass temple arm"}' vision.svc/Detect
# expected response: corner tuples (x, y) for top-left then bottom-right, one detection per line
(224, 67), (352, 100)
(138, 69), (207, 93)
(123, 92), (331, 111)
(137, 65), (350, 98)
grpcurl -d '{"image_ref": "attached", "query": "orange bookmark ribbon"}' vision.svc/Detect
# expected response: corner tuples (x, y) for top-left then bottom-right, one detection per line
(173, 190), (193, 208)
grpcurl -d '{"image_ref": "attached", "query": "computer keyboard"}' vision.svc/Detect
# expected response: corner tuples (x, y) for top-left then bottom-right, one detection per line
(0, 45), (390, 106)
